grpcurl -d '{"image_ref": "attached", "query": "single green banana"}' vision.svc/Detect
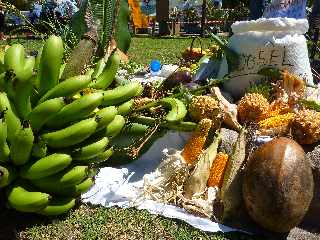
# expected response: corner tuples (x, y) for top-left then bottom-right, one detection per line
(72, 177), (95, 195)
(20, 153), (72, 180)
(27, 97), (66, 131)
(38, 75), (92, 104)
(59, 63), (67, 79)
(101, 82), (142, 106)
(133, 115), (197, 132)
(38, 36), (64, 96)
(123, 123), (149, 135)
(20, 56), (35, 82)
(91, 58), (106, 79)
(10, 122), (34, 166)
(45, 92), (103, 128)
(4, 44), (25, 74)
(58, 177), (95, 197)
(31, 166), (89, 193)
(12, 79), (33, 119)
(37, 197), (76, 216)
(0, 165), (17, 188)
(0, 92), (21, 143)
(85, 147), (114, 165)
(10, 56), (35, 118)
(95, 106), (118, 131)
(41, 117), (99, 148)
(117, 99), (134, 116)
(31, 139), (47, 158)
(160, 98), (187, 122)
(89, 51), (120, 89)
(0, 112), (10, 163)
(7, 183), (50, 213)
(73, 137), (109, 161)
(106, 115), (125, 138)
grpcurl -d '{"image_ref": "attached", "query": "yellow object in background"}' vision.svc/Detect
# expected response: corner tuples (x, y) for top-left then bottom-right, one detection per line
(128, 0), (148, 28)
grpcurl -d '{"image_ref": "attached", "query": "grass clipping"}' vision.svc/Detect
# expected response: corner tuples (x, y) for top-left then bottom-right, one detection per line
(143, 133), (221, 218)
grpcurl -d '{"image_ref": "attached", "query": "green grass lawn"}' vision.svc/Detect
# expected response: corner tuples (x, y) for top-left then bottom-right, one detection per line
(1, 36), (213, 65)
(128, 37), (213, 65)
(0, 36), (262, 240)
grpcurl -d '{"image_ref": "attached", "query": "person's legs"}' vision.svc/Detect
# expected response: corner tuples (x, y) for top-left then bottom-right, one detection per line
(249, 0), (265, 20)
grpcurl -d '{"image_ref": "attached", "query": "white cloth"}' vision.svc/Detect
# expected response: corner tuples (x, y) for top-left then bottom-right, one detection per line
(82, 132), (242, 233)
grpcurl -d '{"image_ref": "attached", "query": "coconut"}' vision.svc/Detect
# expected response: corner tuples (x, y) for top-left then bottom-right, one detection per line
(243, 137), (314, 233)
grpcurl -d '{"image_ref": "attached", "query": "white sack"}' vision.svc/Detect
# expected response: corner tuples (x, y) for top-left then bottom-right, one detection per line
(218, 17), (313, 99)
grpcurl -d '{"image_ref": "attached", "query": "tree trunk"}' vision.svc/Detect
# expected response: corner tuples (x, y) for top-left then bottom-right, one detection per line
(156, 0), (169, 35)
(201, 0), (207, 37)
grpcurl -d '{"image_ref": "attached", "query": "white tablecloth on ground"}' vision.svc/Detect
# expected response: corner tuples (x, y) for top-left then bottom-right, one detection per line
(82, 131), (240, 233)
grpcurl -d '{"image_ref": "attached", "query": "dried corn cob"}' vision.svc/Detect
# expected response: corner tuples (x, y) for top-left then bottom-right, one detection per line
(291, 109), (320, 144)
(207, 153), (229, 188)
(182, 118), (212, 164)
(258, 113), (295, 129)
(237, 93), (269, 123)
(188, 96), (222, 122)
(267, 100), (291, 118)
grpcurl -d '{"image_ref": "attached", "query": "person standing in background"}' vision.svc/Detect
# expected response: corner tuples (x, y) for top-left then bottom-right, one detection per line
(249, 0), (267, 20)
(0, 6), (5, 40)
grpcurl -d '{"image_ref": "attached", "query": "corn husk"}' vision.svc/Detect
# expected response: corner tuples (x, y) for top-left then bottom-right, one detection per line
(211, 87), (241, 131)
(220, 128), (247, 221)
(183, 133), (222, 199)
(180, 186), (219, 218)
(143, 149), (189, 204)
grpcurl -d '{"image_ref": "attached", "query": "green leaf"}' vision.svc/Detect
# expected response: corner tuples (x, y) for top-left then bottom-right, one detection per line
(70, 0), (90, 41)
(115, 0), (132, 53)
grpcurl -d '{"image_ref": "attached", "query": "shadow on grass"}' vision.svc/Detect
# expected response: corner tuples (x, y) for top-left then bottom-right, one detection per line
(0, 193), (80, 240)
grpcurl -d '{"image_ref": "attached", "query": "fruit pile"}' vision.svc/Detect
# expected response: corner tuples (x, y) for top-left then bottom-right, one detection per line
(0, 35), (143, 216)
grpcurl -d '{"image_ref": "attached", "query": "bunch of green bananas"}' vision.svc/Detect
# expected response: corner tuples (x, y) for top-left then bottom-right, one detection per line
(0, 35), (144, 216)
